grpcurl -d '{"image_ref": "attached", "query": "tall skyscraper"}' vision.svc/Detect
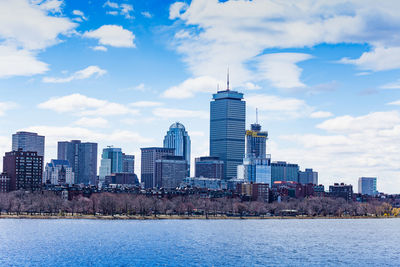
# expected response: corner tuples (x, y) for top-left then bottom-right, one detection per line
(140, 147), (174, 188)
(3, 149), (43, 191)
(246, 121), (268, 158)
(122, 153), (135, 173)
(57, 140), (98, 185)
(163, 122), (191, 176)
(99, 146), (123, 185)
(210, 73), (245, 180)
(12, 131), (45, 157)
(358, 177), (377, 195)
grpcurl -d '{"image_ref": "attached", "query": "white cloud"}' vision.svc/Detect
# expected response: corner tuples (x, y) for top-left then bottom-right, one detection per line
(0, 45), (49, 78)
(169, 0), (400, 89)
(0, 0), (76, 78)
(162, 76), (221, 99)
(74, 117), (109, 128)
(0, 0), (76, 50)
(380, 79), (400, 90)
(278, 110), (400, 193)
(130, 101), (163, 108)
(317, 111), (400, 133)
(92, 46), (107, 52)
(103, 1), (134, 19)
(246, 94), (313, 119)
(258, 53), (312, 89)
(42, 65), (106, 83)
(83, 25), (135, 48)
(141, 11), (152, 18)
(153, 108), (208, 119)
(243, 82), (261, 90)
(340, 46), (400, 71)
(310, 111), (334, 119)
(387, 99), (400, 106)
(72, 10), (87, 21)
(0, 102), (18, 116)
(38, 93), (139, 116)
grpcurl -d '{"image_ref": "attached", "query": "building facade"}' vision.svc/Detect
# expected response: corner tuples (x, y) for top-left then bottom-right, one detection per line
(246, 123), (268, 158)
(105, 173), (139, 186)
(210, 86), (245, 180)
(99, 147), (123, 185)
(271, 161), (299, 183)
(182, 177), (228, 190)
(155, 155), (187, 189)
(12, 131), (45, 157)
(57, 140), (98, 185)
(140, 147), (175, 189)
(298, 168), (318, 185)
(122, 153), (135, 174)
(358, 177), (377, 196)
(43, 160), (74, 185)
(3, 149), (43, 191)
(163, 122), (191, 176)
(195, 156), (224, 179)
(0, 173), (10, 193)
(329, 183), (353, 201)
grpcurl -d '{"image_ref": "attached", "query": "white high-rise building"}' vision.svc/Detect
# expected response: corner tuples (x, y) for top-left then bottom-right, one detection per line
(43, 160), (74, 185)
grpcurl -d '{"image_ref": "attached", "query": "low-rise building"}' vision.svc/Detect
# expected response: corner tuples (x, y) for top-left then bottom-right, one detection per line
(182, 177), (227, 190)
(329, 183), (353, 201)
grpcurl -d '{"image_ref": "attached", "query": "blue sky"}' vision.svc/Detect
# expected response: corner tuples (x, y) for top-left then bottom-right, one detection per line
(1, 0), (400, 193)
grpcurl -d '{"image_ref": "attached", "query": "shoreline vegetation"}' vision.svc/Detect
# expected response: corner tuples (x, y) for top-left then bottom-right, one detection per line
(1, 191), (399, 220)
(0, 214), (398, 220)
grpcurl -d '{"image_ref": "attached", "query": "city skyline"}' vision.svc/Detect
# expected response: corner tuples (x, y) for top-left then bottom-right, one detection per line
(1, 0), (400, 193)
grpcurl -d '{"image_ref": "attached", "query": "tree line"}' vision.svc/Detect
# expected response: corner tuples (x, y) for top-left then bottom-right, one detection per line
(0, 191), (397, 218)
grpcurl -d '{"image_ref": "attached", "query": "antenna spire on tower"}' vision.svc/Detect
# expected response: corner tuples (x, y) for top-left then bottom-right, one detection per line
(256, 108), (258, 124)
(227, 67), (230, 91)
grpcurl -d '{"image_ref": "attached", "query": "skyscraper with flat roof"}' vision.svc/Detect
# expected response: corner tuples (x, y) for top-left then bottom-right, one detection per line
(57, 140), (98, 185)
(12, 131), (45, 157)
(210, 74), (245, 180)
(163, 122), (191, 176)
(358, 177), (377, 195)
(141, 147), (174, 188)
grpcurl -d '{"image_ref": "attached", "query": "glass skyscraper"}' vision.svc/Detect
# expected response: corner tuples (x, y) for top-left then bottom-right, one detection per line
(99, 146), (123, 185)
(210, 82), (245, 180)
(12, 131), (45, 157)
(163, 122), (191, 176)
(57, 140), (98, 185)
(246, 123), (268, 158)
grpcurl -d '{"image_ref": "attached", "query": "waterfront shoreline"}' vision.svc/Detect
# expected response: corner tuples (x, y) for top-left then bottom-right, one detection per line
(0, 214), (396, 220)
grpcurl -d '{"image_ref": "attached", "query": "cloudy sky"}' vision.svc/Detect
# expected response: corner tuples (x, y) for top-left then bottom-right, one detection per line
(1, 0), (400, 193)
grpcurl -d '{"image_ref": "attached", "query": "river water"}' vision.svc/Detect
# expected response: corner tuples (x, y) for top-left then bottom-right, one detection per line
(0, 218), (399, 266)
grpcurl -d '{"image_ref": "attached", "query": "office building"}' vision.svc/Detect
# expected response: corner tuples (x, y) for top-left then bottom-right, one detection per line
(12, 131), (45, 157)
(210, 75), (245, 179)
(99, 146), (122, 185)
(271, 161), (299, 183)
(237, 183), (270, 202)
(3, 149), (43, 191)
(237, 156), (272, 184)
(122, 153), (135, 173)
(358, 177), (377, 196)
(43, 160), (74, 185)
(0, 173), (10, 193)
(104, 173), (139, 186)
(246, 123), (268, 158)
(195, 156), (224, 179)
(298, 168), (318, 185)
(155, 155), (188, 189)
(57, 140), (98, 185)
(329, 183), (353, 201)
(141, 147), (174, 188)
(163, 122), (191, 176)
(182, 177), (228, 190)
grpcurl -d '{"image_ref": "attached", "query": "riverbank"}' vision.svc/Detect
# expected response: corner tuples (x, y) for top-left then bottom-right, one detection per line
(0, 214), (397, 220)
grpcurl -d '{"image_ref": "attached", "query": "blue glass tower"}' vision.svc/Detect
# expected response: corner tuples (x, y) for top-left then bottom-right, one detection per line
(210, 75), (245, 180)
(163, 122), (191, 176)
